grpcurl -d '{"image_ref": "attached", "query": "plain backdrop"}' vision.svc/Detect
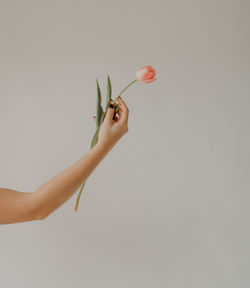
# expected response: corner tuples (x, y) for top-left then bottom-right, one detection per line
(0, 0), (250, 287)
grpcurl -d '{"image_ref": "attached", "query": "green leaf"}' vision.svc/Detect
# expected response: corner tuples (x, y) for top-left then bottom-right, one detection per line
(75, 79), (106, 212)
(90, 126), (100, 148)
(105, 75), (112, 112)
(96, 79), (104, 129)
(74, 180), (86, 211)
(75, 127), (101, 211)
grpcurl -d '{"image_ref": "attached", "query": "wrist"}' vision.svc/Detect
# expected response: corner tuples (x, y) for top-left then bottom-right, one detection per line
(92, 141), (114, 155)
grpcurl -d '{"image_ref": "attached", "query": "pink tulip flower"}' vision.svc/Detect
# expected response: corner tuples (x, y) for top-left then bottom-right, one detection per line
(136, 65), (157, 83)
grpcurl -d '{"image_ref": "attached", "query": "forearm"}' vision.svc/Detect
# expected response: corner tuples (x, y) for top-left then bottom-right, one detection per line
(31, 142), (113, 219)
(0, 142), (113, 225)
(0, 97), (129, 225)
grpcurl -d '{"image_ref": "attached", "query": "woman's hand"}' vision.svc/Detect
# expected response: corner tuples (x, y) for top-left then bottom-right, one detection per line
(94, 96), (129, 151)
(0, 97), (130, 224)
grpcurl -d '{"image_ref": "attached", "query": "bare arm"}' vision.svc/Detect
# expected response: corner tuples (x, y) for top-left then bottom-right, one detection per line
(0, 97), (129, 225)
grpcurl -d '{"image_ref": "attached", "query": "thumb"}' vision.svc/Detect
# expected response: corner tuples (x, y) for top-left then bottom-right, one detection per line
(104, 103), (115, 124)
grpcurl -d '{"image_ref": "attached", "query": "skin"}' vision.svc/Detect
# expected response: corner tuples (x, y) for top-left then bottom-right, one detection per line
(0, 96), (129, 225)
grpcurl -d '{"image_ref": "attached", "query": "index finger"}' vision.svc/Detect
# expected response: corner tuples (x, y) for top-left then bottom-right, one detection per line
(117, 97), (129, 122)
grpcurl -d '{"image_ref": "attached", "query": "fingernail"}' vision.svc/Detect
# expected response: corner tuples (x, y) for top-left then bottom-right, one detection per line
(109, 104), (114, 108)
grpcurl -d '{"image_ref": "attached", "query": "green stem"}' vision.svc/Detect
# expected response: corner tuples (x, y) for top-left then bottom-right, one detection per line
(113, 79), (138, 103)
(75, 79), (137, 211)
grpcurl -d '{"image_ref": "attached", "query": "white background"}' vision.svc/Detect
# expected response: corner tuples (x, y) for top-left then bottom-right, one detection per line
(0, 0), (250, 287)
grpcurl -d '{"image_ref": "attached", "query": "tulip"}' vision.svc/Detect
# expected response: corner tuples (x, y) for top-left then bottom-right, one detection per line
(136, 65), (157, 83)
(74, 65), (157, 211)
(112, 65), (157, 104)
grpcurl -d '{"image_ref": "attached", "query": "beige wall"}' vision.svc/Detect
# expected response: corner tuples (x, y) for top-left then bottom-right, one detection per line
(0, 0), (250, 287)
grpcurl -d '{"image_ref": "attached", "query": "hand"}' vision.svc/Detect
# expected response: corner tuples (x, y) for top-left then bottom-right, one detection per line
(93, 97), (129, 151)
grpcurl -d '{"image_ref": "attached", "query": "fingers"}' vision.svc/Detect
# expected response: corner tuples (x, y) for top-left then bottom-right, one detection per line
(114, 114), (119, 122)
(93, 98), (127, 125)
(117, 97), (129, 124)
(104, 102), (115, 124)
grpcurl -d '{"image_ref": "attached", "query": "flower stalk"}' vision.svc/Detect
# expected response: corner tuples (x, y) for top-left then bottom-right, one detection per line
(113, 79), (138, 103)
(74, 65), (156, 211)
